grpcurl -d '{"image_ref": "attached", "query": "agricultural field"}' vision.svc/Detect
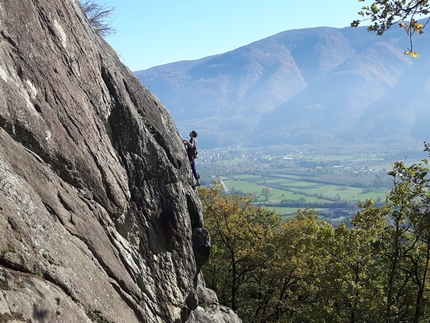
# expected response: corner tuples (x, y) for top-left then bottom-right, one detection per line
(197, 145), (426, 223)
(220, 175), (387, 221)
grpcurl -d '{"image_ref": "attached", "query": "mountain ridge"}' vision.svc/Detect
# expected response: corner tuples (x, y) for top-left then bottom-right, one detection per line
(136, 25), (429, 150)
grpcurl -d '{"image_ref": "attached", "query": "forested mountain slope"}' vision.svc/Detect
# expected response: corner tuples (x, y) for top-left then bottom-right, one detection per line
(137, 25), (430, 149)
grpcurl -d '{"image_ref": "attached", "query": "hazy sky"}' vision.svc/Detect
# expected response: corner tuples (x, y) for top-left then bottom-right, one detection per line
(100, 0), (365, 71)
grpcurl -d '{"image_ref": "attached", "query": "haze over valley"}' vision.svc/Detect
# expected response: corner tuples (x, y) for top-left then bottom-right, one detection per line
(136, 24), (430, 153)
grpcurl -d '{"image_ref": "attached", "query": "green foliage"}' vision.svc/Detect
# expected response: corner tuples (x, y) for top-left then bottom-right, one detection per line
(382, 159), (430, 322)
(199, 184), (282, 314)
(352, 0), (430, 55)
(201, 156), (430, 322)
(261, 187), (272, 201)
(0, 270), (10, 291)
(86, 311), (109, 323)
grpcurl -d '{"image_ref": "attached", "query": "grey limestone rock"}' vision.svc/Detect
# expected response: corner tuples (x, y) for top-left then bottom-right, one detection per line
(0, 0), (239, 322)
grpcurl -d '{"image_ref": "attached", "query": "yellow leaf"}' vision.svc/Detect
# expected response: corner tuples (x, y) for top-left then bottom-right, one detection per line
(411, 52), (419, 58)
(404, 50), (410, 55)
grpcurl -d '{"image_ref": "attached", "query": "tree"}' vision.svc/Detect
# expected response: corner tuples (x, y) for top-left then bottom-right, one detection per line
(80, 0), (116, 37)
(199, 185), (282, 314)
(200, 155), (430, 322)
(351, 159), (430, 323)
(261, 187), (272, 202)
(351, 0), (430, 57)
(383, 160), (430, 323)
(271, 209), (327, 323)
(308, 157), (430, 323)
(200, 184), (328, 323)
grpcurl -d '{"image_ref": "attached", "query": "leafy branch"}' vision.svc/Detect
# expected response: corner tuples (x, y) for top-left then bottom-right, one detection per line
(351, 0), (430, 57)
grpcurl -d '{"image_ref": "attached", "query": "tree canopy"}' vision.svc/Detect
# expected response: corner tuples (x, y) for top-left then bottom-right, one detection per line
(200, 156), (430, 322)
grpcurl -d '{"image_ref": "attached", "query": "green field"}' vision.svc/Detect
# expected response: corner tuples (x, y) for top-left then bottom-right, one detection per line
(222, 177), (387, 204)
(219, 175), (389, 220)
(199, 148), (426, 219)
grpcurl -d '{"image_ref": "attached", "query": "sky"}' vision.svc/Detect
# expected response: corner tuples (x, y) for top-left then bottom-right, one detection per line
(100, 0), (365, 71)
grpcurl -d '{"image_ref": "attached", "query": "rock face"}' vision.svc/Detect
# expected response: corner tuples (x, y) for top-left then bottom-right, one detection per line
(0, 0), (239, 322)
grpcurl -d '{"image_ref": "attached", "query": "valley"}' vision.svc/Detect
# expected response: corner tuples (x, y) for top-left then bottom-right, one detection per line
(197, 144), (426, 223)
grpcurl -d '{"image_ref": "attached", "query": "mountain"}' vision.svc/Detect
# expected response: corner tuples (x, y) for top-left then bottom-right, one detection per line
(0, 1), (240, 322)
(136, 25), (430, 150)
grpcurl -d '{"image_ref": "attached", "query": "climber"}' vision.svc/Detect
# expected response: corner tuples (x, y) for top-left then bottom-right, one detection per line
(183, 130), (200, 186)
